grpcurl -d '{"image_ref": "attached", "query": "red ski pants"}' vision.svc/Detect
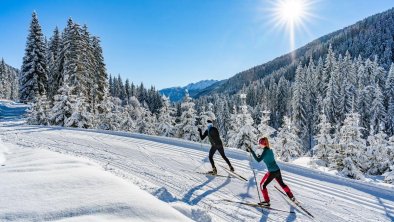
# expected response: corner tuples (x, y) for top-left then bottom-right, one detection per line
(260, 170), (293, 202)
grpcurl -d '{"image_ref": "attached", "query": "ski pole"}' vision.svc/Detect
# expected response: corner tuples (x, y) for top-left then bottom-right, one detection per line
(249, 151), (262, 203)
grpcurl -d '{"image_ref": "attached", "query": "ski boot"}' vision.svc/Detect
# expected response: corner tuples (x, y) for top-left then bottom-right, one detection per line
(207, 167), (217, 175)
(230, 166), (235, 172)
(258, 201), (271, 207)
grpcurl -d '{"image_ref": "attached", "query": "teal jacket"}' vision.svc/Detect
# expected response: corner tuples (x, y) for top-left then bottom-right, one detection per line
(250, 147), (280, 172)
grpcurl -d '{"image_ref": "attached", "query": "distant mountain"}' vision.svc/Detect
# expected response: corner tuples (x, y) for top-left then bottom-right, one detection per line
(196, 7), (394, 97)
(160, 80), (218, 102)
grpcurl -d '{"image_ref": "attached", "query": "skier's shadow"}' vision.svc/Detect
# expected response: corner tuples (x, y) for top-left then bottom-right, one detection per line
(182, 176), (231, 206)
(239, 177), (255, 199)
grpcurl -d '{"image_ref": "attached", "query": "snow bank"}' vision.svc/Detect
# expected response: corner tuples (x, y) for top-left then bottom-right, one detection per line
(0, 145), (192, 222)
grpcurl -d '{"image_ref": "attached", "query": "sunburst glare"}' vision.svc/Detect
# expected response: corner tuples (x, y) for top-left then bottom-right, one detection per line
(265, 0), (318, 59)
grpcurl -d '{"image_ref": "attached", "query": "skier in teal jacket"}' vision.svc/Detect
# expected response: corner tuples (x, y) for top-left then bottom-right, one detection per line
(247, 137), (295, 206)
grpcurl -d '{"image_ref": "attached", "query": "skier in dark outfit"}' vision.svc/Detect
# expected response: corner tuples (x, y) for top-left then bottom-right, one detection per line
(198, 120), (234, 175)
(247, 137), (295, 206)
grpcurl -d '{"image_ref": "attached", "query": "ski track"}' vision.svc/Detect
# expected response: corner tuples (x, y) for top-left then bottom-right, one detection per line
(1, 121), (394, 221)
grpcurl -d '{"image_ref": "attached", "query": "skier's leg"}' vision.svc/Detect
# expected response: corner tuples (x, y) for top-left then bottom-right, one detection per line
(208, 146), (217, 169)
(275, 171), (294, 198)
(260, 172), (275, 202)
(217, 146), (233, 170)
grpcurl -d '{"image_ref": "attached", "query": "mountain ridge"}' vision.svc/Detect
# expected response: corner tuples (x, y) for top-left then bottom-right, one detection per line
(196, 7), (394, 97)
(160, 79), (218, 102)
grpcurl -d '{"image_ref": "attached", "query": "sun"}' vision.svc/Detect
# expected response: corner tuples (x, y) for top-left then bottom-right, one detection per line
(276, 0), (307, 24)
(265, 0), (316, 58)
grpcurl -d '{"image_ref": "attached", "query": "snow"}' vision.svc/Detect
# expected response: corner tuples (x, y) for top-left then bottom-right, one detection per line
(0, 139), (192, 222)
(1, 101), (394, 221)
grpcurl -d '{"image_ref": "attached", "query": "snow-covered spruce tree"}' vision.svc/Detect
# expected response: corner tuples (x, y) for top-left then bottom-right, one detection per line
(383, 135), (394, 184)
(156, 95), (176, 137)
(176, 90), (199, 141)
(27, 94), (50, 125)
(20, 12), (48, 103)
(323, 57), (341, 126)
(98, 96), (123, 131)
(136, 101), (157, 135)
(336, 112), (366, 178)
(313, 113), (333, 166)
(276, 76), (291, 128)
(357, 85), (374, 136)
(47, 27), (61, 101)
(291, 63), (308, 150)
(273, 116), (303, 162)
(49, 86), (74, 126)
(341, 157), (365, 180)
(64, 95), (92, 128)
(370, 84), (386, 135)
(386, 63), (394, 136)
(119, 104), (136, 132)
(322, 44), (336, 97)
(227, 94), (258, 150)
(0, 59), (7, 99)
(366, 129), (391, 175)
(90, 36), (109, 115)
(221, 99), (232, 144)
(257, 109), (276, 140)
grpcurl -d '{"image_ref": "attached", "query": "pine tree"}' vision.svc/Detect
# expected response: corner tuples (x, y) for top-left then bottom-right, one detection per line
(292, 64), (308, 149)
(227, 94), (258, 150)
(47, 27), (61, 101)
(366, 130), (390, 175)
(0, 59), (6, 99)
(313, 113), (333, 166)
(176, 90), (199, 141)
(20, 12), (48, 103)
(336, 112), (366, 177)
(385, 63), (394, 136)
(323, 58), (341, 125)
(322, 44), (336, 97)
(370, 84), (386, 134)
(27, 95), (50, 125)
(49, 74), (75, 126)
(157, 95), (176, 137)
(91, 36), (108, 113)
(273, 116), (303, 162)
(257, 109), (276, 140)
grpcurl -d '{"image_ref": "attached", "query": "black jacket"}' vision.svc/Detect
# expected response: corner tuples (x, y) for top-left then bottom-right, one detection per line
(199, 127), (223, 147)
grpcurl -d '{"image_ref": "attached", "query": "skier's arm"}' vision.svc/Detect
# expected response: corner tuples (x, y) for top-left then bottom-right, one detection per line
(249, 148), (265, 162)
(199, 129), (208, 140)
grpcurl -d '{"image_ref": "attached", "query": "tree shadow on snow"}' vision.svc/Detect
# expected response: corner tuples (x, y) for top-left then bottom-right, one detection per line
(182, 176), (230, 206)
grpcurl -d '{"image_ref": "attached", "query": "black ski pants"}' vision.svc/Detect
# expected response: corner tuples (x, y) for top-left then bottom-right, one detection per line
(209, 145), (232, 169)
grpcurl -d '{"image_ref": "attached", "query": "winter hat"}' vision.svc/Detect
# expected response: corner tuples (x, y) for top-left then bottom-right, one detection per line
(207, 119), (213, 123)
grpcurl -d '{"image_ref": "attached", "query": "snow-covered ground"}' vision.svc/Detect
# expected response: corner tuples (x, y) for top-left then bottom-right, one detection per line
(0, 139), (193, 222)
(1, 101), (394, 221)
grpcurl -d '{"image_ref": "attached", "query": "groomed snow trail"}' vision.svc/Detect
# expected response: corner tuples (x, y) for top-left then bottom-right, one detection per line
(1, 102), (393, 221)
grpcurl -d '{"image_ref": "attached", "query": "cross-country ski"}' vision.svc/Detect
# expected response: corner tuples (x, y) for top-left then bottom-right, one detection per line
(221, 199), (296, 214)
(274, 185), (314, 219)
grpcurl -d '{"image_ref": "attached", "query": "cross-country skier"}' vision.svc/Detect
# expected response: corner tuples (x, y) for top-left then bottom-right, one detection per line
(198, 119), (234, 175)
(247, 137), (295, 206)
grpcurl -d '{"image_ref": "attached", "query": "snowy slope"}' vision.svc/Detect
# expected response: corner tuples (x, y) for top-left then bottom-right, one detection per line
(1, 101), (393, 221)
(0, 139), (193, 222)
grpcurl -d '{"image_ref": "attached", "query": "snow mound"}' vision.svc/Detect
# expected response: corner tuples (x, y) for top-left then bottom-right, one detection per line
(0, 146), (192, 222)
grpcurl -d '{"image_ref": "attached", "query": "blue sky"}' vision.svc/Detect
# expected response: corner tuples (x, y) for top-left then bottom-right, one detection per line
(0, 0), (393, 89)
